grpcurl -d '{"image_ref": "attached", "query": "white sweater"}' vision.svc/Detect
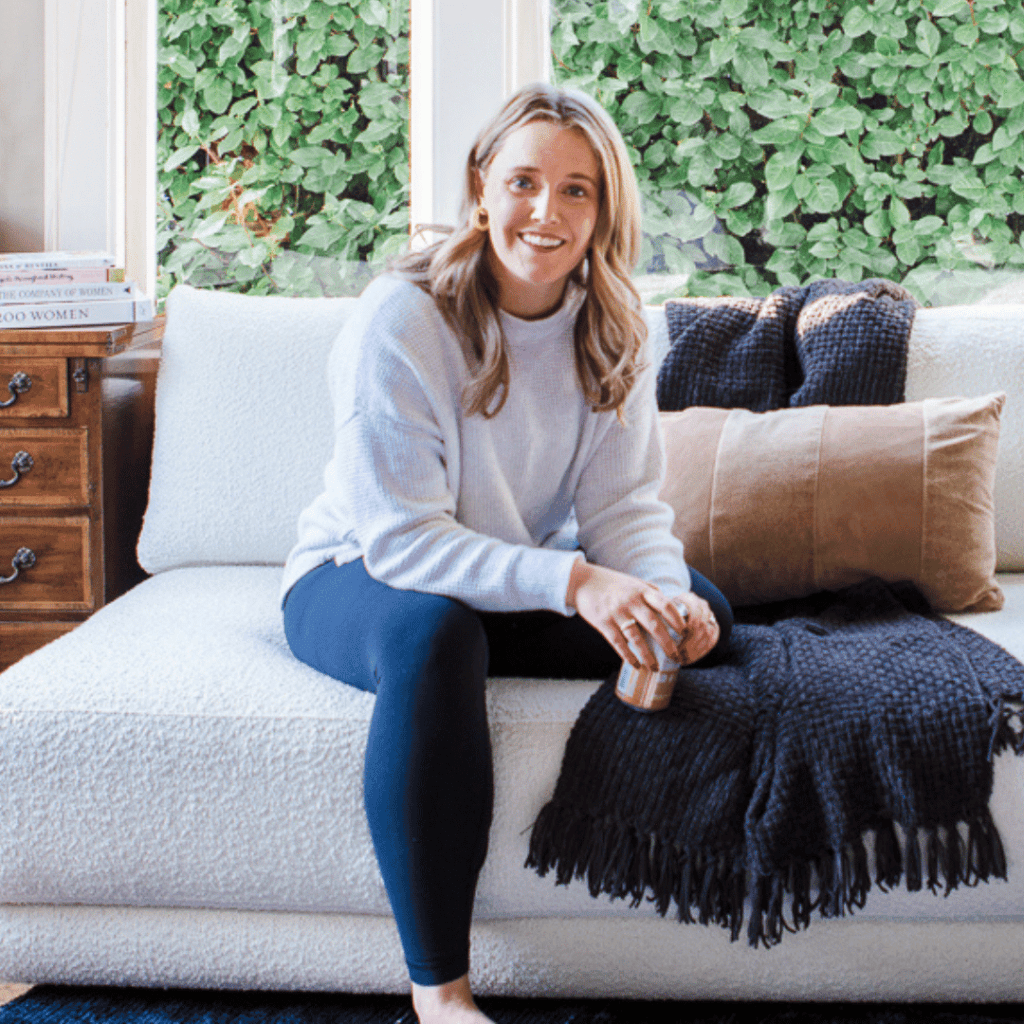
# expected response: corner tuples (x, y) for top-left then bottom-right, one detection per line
(280, 274), (689, 613)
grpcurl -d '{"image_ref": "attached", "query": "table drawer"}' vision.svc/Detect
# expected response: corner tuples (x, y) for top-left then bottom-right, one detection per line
(0, 428), (89, 506)
(0, 358), (69, 418)
(0, 516), (93, 612)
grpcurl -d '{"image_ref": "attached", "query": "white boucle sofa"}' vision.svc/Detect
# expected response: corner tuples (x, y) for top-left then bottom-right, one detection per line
(0, 283), (1023, 1002)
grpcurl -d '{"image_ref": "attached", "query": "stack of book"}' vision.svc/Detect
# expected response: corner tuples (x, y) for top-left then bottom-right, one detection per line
(0, 251), (154, 330)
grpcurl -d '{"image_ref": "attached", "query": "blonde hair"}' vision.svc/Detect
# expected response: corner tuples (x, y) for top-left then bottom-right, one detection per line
(392, 82), (647, 419)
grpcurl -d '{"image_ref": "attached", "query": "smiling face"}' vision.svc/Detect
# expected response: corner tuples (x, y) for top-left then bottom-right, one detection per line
(477, 120), (602, 320)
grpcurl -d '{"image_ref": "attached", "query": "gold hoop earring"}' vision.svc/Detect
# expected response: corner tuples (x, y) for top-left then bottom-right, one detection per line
(472, 206), (489, 232)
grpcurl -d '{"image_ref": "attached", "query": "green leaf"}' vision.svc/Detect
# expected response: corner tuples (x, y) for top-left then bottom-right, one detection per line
(765, 151), (800, 191)
(230, 97), (258, 117)
(750, 118), (802, 146)
(843, 6), (873, 38)
(580, 19), (623, 43)
(812, 106), (863, 137)
(732, 50), (769, 90)
(915, 20), (941, 59)
(289, 146), (327, 168)
(914, 216), (944, 235)
(747, 92), (801, 120)
(709, 37), (738, 68)
(953, 22), (978, 45)
(271, 120), (293, 149)
(361, 0), (390, 28)
(685, 150), (719, 187)
(203, 78), (234, 115)
(979, 11), (1009, 34)
(995, 73), (1024, 109)
(765, 186), (799, 221)
(809, 239), (840, 259)
(669, 96), (704, 126)
(860, 128), (905, 158)
(669, 202), (718, 243)
(708, 132), (742, 160)
(863, 210), (889, 237)
(804, 177), (841, 214)
(720, 181), (757, 209)
(622, 91), (662, 125)
(895, 238), (921, 265)
(219, 27), (250, 65)
(181, 107), (201, 136)
(347, 44), (385, 75)
(192, 211), (230, 243)
(356, 120), (400, 144)
(973, 142), (996, 165)
(934, 113), (966, 137)
(165, 50), (198, 78)
(162, 145), (201, 173)
(296, 220), (345, 251)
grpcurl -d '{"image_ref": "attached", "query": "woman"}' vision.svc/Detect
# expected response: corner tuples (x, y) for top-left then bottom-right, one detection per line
(282, 83), (733, 1024)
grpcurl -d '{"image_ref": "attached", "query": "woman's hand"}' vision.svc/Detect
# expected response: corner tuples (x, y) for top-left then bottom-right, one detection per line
(566, 561), (720, 669)
(565, 561), (692, 668)
(672, 589), (720, 666)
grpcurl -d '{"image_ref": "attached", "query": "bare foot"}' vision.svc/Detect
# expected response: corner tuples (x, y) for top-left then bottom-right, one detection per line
(411, 974), (496, 1024)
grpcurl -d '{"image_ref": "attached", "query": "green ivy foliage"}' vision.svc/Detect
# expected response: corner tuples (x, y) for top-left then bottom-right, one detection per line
(553, 0), (1024, 301)
(157, 0), (409, 300)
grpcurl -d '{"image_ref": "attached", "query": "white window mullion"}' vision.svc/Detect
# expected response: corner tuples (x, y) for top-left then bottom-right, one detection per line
(409, 0), (550, 236)
(125, 0), (156, 299)
(504, 0), (551, 97)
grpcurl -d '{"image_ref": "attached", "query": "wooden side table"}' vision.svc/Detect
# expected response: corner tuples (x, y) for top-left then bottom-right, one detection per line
(0, 320), (163, 671)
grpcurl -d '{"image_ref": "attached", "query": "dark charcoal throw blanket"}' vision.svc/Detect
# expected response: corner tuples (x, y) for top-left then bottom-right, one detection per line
(528, 279), (1024, 946)
(656, 277), (918, 411)
(527, 580), (1024, 947)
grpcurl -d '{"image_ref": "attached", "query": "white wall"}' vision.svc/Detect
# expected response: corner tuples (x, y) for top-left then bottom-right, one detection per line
(44, 0), (124, 260)
(0, 0), (46, 252)
(0, 0), (123, 260)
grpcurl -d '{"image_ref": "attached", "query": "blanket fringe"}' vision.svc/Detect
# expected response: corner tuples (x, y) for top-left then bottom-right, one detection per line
(526, 802), (1011, 949)
(988, 695), (1024, 760)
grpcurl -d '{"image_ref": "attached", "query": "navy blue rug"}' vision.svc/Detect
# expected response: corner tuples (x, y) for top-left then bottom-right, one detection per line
(0, 988), (1023, 1024)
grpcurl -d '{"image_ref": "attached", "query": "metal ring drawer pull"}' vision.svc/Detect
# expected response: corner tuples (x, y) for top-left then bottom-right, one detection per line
(0, 547), (36, 585)
(0, 372), (32, 408)
(0, 451), (33, 488)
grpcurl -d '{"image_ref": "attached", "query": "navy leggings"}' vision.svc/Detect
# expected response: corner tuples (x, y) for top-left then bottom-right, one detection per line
(283, 557), (732, 986)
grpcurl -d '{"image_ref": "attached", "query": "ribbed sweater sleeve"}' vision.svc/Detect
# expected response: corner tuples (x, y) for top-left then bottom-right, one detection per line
(573, 358), (690, 598)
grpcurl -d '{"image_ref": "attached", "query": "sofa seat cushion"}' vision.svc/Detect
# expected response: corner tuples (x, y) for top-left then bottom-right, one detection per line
(0, 567), (1022, 925)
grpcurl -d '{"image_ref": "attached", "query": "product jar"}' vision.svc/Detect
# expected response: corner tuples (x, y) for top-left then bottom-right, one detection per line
(614, 598), (689, 713)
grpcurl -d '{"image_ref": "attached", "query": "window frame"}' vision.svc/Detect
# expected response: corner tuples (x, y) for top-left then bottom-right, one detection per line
(110, 0), (552, 292)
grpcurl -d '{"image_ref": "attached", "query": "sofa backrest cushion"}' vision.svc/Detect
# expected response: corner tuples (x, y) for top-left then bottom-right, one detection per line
(907, 305), (1024, 571)
(137, 285), (357, 573)
(138, 285), (1023, 575)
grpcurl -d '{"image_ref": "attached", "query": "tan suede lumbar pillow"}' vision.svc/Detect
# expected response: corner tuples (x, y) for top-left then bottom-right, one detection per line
(659, 393), (1007, 612)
